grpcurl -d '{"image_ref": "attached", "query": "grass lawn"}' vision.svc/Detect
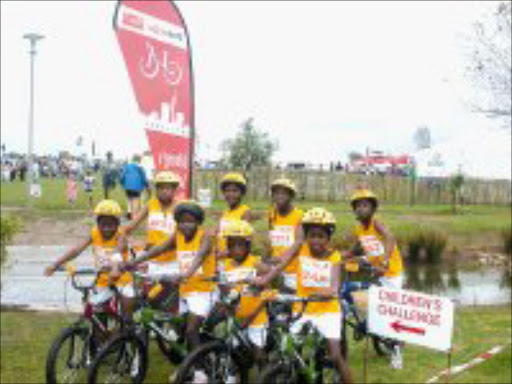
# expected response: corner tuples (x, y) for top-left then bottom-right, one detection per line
(0, 305), (510, 383)
(2, 178), (511, 251)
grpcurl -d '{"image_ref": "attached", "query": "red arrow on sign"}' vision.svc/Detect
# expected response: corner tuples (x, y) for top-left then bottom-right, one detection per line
(391, 320), (426, 335)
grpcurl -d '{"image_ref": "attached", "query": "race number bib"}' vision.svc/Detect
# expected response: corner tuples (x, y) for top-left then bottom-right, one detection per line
(360, 235), (385, 257)
(147, 261), (180, 277)
(178, 250), (203, 275)
(148, 212), (175, 235)
(269, 226), (295, 248)
(300, 257), (332, 288)
(225, 267), (256, 284)
(93, 246), (116, 268)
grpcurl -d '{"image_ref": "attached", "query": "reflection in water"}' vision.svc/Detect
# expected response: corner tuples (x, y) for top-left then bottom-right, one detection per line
(501, 266), (511, 288)
(405, 263), (460, 294)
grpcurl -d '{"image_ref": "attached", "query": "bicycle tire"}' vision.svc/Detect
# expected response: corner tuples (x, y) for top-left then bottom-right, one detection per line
(46, 326), (92, 384)
(173, 340), (249, 384)
(87, 331), (148, 384)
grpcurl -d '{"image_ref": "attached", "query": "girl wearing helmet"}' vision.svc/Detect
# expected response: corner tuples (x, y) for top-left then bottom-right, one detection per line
(123, 200), (217, 352)
(216, 172), (253, 259)
(266, 178), (304, 292)
(44, 199), (135, 307)
(347, 189), (404, 369)
(124, 170), (181, 279)
(220, 219), (272, 368)
(252, 208), (353, 384)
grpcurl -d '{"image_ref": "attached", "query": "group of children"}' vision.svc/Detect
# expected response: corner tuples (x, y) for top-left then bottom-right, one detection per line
(45, 170), (405, 382)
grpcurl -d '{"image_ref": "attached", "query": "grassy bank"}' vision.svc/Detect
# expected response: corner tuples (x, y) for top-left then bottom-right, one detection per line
(0, 305), (510, 383)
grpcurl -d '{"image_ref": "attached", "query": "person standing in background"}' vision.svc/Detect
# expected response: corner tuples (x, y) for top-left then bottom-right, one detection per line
(120, 154), (148, 220)
(101, 151), (118, 199)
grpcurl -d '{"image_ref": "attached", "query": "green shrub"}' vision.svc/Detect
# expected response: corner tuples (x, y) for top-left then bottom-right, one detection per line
(1, 215), (20, 269)
(405, 227), (448, 265)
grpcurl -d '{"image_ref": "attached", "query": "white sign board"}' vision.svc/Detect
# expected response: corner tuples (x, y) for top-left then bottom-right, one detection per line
(30, 183), (42, 198)
(368, 286), (454, 352)
(198, 188), (212, 207)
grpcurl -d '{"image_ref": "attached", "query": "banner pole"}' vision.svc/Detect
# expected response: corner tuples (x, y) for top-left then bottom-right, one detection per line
(446, 350), (452, 384)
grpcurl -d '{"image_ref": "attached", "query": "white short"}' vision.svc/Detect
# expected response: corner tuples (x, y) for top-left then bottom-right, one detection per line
(379, 275), (404, 289)
(291, 312), (342, 340)
(282, 273), (297, 290)
(147, 261), (180, 278)
(243, 325), (267, 348)
(92, 285), (135, 304)
(179, 291), (218, 318)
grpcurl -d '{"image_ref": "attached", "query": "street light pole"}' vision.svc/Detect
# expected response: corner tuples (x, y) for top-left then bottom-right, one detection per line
(23, 33), (44, 202)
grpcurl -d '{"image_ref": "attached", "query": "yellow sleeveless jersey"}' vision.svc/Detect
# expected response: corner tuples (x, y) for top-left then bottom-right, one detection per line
(146, 198), (176, 262)
(91, 226), (132, 288)
(176, 228), (216, 296)
(353, 219), (403, 278)
(268, 206), (303, 274)
(296, 244), (341, 315)
(224, 255), (267, 327)
(216, 204), (250, 254)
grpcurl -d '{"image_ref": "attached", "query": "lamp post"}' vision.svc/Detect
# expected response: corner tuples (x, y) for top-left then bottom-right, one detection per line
(23, 32), (44, 201)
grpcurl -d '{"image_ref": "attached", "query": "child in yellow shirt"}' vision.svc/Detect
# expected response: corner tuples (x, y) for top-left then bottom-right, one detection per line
(252, 208), (353, 384)
(44, 200), (134, 311)
(123, 200), (216, 351)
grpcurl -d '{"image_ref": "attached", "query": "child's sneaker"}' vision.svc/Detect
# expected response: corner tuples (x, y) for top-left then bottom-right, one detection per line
(390, 345), (403, 369)
(192, 370), (208, 384)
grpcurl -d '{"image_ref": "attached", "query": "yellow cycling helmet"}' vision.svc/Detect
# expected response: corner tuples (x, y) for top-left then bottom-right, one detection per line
(271, 178), (297, 196)
(221, 219), (254, 239)
(220, 172), (247, 194)
(94, 199), (122, 218)
(302, 207), (336, 237)
(350, 189), (378, 209)
(154, 170), (181, 186)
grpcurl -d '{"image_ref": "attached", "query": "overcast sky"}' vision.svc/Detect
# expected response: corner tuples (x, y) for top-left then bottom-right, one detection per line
(1, 1), (510, 178)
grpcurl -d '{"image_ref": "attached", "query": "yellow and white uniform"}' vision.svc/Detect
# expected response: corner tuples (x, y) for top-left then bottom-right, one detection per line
(268, 206), (303, 290)
(91, 226), (134, 298)
(354, 218), (404, 287)
(291, 244), (342, 340)
(216, 204), (250, 255)
(224, 255), (267, 348)
(146, 198), (179, 277)
(177, 228), (217, 317)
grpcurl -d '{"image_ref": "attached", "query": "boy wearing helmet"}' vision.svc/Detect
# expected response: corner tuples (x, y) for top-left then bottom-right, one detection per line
(266, 178), (304, 293)
(123, 200), (217, 351)
(124, 170), (181, 280)
(347, 189), (404, 369)
(216, 173), (253, 258)
(220, 219), (272, 367)
(252, 208), (353, 384)
(44, 200), (134, 308)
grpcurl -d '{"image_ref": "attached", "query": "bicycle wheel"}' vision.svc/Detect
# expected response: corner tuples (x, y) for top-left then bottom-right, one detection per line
(257, 361), (300, 384)
(46, 326), (93, 384)
(173, 340), (248, 384)
(372, 336), (396, 356)
(87, 332), (147, 384)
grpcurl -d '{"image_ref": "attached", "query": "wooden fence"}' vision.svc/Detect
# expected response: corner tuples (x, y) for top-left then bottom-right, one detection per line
(192, 168), (512, 205)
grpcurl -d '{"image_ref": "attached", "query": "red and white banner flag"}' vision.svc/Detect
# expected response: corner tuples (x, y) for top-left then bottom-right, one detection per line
(113, 0), (194, 198)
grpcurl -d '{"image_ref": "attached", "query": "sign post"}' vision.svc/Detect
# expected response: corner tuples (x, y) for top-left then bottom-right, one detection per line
(368, 286), (455, 382)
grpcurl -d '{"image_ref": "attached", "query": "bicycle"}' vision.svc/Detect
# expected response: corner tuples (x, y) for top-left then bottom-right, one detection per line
(86, 269), (219, 384)
(257, 293), (352, 384)
(45, 266), (127, 384)
(341, 258), (398, 359)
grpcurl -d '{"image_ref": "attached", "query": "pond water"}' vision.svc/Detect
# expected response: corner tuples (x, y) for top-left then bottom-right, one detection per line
(1, 246), (510, 312)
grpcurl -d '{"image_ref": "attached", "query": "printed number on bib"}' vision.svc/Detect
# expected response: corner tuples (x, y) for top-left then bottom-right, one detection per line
(148, 213), (176, 234)
(270, 226), (294, 248)
(93, 246), (115, 268)
(225, 267), (256, 284)
(179, 251), (202, 275)
(360, 235), (385, 257)
(301, 257), (332, 288)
